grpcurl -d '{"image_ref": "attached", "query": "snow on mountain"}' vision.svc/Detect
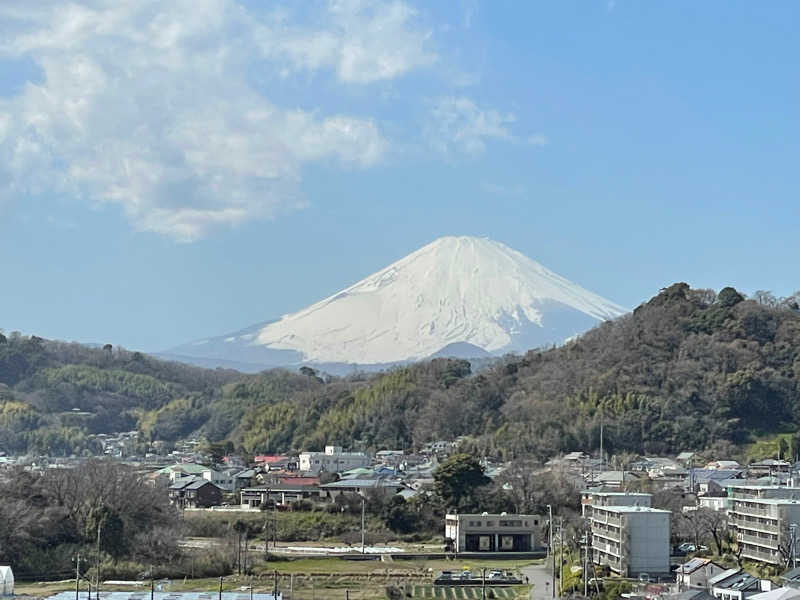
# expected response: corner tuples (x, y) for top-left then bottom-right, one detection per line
(170, 236), (627, 367)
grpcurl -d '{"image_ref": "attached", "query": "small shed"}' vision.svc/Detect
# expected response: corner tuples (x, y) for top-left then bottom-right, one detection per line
(0, 565), (14, 596)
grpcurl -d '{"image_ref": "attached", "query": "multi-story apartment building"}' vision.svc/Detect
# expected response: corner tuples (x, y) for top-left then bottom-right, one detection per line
(728, 485), (800, 501)
(729, 497), (800, 565)
(589, 505), (670, 577)
(581, 491), (652, 517)
(299, 445), (370, 474)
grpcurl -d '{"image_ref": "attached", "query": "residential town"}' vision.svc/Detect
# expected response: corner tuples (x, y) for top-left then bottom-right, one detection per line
(6, 439), (800, 599)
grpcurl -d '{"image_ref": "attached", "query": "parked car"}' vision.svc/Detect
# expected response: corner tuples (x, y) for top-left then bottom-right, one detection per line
(677, 543), (708, 553)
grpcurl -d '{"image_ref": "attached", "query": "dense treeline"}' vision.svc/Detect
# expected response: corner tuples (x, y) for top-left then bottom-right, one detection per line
(3, 283), (800, 459)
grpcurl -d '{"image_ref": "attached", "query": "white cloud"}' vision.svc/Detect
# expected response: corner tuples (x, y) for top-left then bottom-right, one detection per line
(0, 1), (397, 241)
(258, 0), (437, 84)
(426, 96), (516, 157)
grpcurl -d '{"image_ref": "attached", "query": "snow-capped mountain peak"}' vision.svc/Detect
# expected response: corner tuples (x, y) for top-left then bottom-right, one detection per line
(191, 236), (625, 365)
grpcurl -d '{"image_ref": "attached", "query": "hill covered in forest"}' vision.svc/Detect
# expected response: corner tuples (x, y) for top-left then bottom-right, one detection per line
(2, 283), (800, 460)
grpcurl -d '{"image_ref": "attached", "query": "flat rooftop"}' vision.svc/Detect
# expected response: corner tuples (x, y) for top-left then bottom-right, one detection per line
(581, 491), (652, 496)
(592, 505), (670, 514)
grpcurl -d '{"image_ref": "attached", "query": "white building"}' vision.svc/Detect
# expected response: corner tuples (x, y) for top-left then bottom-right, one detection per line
(581, 491), (652, 516)
(299, 446), (370, 474)
(710, 569), (771, 600)
(0, 566), (13, 596)
(729, 497), (800, 565)
(445, 513), (541, 553)
(589, 505), (670, 577)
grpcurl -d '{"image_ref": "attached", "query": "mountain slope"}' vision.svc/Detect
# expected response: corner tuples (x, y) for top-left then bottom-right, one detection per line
(173, 236), (627, 366)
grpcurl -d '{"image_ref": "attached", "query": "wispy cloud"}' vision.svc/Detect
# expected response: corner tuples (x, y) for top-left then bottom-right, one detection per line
(426, 96), (516, 157)
(0, 1), (433, 241)
(258, 0), (437, 84)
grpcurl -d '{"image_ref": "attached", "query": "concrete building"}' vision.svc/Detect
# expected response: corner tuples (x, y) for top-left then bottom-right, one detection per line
(728, 497), (800, 565)
(589, 505), (670, 577)
(728, 486), (800, 501)
(299, 446), (370, 474)
(445, 513), (540, 553)
(581, 491), (652, 516)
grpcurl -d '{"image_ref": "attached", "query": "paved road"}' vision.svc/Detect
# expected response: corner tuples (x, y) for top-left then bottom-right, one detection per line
(520, 562), (553, 600)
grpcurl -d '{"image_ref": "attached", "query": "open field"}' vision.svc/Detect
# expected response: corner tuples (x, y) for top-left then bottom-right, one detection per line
(15, 556), (538, 600)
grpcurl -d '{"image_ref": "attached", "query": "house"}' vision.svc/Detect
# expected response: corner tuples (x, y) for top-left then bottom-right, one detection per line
(240, 484), (322, 508)
(589, 505), (670, 577)
(748, 460), (792, 478)
(588, 470), (643, 489)
(780, 567), (800, 589)
(707, 461), (742, 471)
(668, 591), (717, 600)
(318, 477), (404, 499)
(710, 569), (771, 600)
(444, 513), (540, 552)
(0, 566), (13, 596)
(631, 457), (680, 473)
(690, 470), (744, 494)
(677, 452), (697, 464)
(376, 450), (405, 466)
(168, 477), (223, 508)
(675, 558), (726, 590)
(698, 496), (731, 512)
(299, 446), (370, 475)
(749, 588), (800, 600)
(232, 469), (258, 490)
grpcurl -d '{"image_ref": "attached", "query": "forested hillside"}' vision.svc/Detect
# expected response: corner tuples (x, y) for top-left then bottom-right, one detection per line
(2, 283), (800, 459)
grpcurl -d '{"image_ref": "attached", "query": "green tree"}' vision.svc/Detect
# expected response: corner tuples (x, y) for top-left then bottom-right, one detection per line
(433, 453), (491, 511)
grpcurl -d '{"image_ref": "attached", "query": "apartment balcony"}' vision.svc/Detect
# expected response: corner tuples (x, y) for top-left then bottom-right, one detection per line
(730, 518), (780, 534)
(737, 531), (779, 549)
(592, 527), (624, 542)
(592, 540), (622, 558)
(731, 504), (777, 519)
(740, 545), (782, 565)
(591, 513), (623, 527)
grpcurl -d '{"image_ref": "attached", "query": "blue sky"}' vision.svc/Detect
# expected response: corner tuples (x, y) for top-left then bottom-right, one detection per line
(1, 0), (799, 351)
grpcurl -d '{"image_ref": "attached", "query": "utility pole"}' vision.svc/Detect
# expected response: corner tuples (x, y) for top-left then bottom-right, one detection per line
(273, 570), (278, 599)
(95, 520), (102, 596)
(264, 512), (269, 561)
(548, 505), (555, 598)
(361, 496), (366, 553)
(583, 532), (589, 598)
(558, 517), (564, 598)
(481, 568), (486, 600)
(218, 576), (223, 600)
(150, 570), (154, 600)
(75, 555), (81, 600)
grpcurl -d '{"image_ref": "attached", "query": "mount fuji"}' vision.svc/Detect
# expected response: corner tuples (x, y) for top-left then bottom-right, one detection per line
(165, 236), (627, 370)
